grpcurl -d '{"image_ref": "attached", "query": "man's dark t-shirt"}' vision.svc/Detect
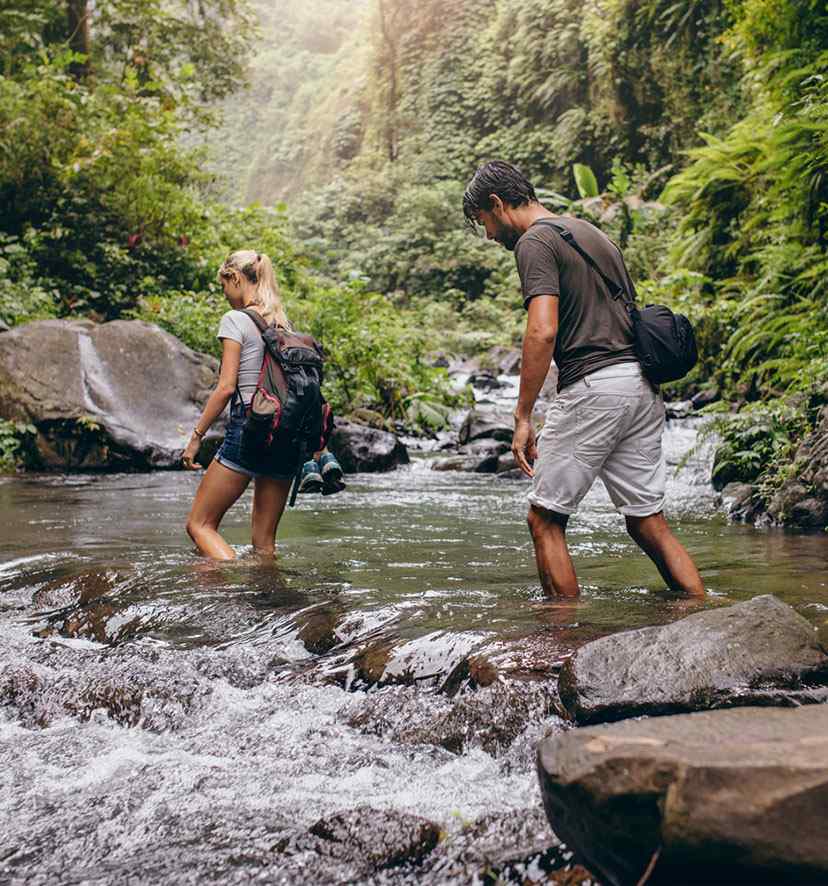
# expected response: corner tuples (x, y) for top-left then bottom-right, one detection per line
(514, 216), (638, 390)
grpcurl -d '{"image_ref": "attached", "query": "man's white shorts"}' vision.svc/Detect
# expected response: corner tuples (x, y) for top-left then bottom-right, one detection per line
(528, 362), (666, 517)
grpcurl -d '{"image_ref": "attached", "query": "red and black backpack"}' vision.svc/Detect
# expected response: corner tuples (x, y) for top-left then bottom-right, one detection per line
(237, 309), (333, 502)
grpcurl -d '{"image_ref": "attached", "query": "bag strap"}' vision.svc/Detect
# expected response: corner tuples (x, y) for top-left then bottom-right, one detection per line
(532, 219), (635, 309)
(241, 307), (269, 334)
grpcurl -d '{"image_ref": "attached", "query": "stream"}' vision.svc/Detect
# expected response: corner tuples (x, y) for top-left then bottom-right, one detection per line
(2, 375), (827, 884)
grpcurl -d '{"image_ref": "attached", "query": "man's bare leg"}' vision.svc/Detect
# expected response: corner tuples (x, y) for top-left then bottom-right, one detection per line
(527, 505), (580, 598)
(625, 512), (705, 596)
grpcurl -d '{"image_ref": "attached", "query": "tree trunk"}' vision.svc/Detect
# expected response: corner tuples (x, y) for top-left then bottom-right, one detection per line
(67, 0), (91, 82)
(377, 0), (400, 162)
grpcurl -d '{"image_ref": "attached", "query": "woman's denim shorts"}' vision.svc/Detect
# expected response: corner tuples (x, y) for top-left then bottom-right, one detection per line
(215, 402), (297, 481)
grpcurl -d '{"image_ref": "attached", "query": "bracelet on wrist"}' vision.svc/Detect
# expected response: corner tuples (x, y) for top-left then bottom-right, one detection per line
(192, 426), (205, 439)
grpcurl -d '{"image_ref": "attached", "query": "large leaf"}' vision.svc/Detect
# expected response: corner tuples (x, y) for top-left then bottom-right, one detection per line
(572, 163), (599, 199)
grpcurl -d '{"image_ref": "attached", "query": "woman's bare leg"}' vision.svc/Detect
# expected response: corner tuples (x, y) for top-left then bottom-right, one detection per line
(186, 461), (251, 560)
(251, 476), (292, 556)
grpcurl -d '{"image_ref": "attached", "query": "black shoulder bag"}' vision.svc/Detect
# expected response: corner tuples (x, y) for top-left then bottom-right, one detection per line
(533, 219), (698, 385)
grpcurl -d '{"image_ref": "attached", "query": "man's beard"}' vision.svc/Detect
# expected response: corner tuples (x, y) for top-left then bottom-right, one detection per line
(494, 221), (521, 251)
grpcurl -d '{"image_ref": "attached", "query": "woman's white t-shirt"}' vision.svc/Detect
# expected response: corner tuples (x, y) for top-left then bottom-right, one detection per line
(217, 310), (263, 407)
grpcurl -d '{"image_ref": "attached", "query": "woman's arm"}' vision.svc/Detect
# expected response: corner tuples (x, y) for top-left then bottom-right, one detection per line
(182, 339), (242, 469)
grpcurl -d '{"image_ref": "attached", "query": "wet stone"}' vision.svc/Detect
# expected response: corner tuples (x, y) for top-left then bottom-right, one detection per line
(537, 705), (828, 886)
(458, 409), (514, 445)
(273, 808), (440, 880)
(407, 808), (594, 885)
(0, 319), (221, 470)
(343, 680), (564, 758)
(31, 568), (125, 611)
(321, 630), (488, 693)
(329, 418), (409, 473)
(720, 481), (756, 521)
(559, 594), (828, 725)
(468, 370), (507, 391)
(430, 454), (488, 473)
(1, 652), (211, 730)
(296, 604), (344, 655)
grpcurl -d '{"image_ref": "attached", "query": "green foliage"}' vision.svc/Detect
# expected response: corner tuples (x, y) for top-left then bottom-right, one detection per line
(0, 233), (59, 325)
(294, 174), (518, 306)
(573, 164), (600, 199)
(705, 399), (812, 504)
(663, 4), (828, 400)
(132, 280), (457, 421)
(0, 419), (37, 473)
(130, 290), (227, 357)
(1, 0), (254, 110)
(202, 0), (370, 204)
(291, 283), (458, 419)
(0, 58), (214, 318)
(207, 0), (743, 208)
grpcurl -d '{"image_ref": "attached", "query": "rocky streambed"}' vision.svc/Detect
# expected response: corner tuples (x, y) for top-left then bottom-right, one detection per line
(2, 319), (828, 884)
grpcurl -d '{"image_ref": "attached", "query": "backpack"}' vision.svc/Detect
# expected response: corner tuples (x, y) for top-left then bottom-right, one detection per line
(237, 309), (333, 504)
(533, 220), (698, 385)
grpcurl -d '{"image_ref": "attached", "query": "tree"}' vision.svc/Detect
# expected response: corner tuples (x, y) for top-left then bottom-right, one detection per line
(375, 0), (405, 162)
(66, 0), (90, 81)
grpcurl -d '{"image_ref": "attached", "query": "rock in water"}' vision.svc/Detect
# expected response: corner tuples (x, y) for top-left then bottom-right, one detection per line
(0, 319), (220, 470)
(273, 808), (440, 880)
(537, 705), (828, 886)
(458, 409), (514, 445)
(328, 418), (409, 472)
(559, 595), (828, 724)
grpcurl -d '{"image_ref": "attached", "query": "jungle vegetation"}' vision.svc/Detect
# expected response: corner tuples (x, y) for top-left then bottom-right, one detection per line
(1, 0), (826, 506)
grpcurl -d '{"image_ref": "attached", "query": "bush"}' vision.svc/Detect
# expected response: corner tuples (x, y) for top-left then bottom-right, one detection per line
(704, 397), (815, 506)
(0, 419), (37, 473)
(0, 233), (59, 326)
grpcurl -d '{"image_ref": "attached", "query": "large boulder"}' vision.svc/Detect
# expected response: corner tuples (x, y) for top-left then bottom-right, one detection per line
(559, 595), (828, 725)
(537, 705), (828, 885)
(328, 418), (409, 473)
(0, 319), (220, 470)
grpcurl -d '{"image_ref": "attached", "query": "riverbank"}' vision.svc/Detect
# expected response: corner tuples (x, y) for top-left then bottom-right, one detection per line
(4, 317), (826, 532)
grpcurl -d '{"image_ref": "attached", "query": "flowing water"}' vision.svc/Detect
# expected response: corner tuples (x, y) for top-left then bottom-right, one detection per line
(2, 381), (827, 883)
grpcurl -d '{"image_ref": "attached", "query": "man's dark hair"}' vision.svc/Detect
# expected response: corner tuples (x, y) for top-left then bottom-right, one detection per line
(463, 160), (538, 223)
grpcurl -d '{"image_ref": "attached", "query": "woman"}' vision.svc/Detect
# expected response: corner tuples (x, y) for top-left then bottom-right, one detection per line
(182, 249), (342, 560)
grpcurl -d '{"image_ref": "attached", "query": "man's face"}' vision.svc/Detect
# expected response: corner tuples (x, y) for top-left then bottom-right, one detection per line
(477, 206), (521, 251)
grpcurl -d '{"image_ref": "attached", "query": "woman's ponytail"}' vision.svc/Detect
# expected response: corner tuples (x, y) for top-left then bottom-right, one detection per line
(254, 254), (289, 328)
(217, 249), (290, 328)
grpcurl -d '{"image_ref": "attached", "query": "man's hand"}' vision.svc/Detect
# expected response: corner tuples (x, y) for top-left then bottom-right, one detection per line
(512, 296), (557, 479)
(512, 416), (537, 478)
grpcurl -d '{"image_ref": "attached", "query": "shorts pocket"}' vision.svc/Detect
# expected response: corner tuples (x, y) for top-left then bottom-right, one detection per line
(574, 400), (629, 468)
(636, 398), (665, 464)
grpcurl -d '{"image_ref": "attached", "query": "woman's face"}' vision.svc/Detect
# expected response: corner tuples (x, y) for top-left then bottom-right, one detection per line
(221, 273), (244, 307)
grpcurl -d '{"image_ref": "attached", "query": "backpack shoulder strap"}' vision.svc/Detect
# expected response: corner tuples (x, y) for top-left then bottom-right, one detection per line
(240, 307), (270, 335)
(532, 219), (633, 306)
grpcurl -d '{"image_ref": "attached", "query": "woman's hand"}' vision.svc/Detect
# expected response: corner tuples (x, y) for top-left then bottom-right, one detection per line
(182, 434), (202, 470)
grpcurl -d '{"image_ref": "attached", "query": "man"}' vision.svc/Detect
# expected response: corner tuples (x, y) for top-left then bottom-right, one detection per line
(463, 160), (703, 598)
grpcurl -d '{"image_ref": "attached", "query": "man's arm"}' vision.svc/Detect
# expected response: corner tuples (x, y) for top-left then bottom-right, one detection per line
(512, 295), (558, 476)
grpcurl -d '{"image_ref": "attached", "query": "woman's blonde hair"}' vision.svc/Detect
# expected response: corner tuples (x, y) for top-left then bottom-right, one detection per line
(217, 250), (289, 327)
